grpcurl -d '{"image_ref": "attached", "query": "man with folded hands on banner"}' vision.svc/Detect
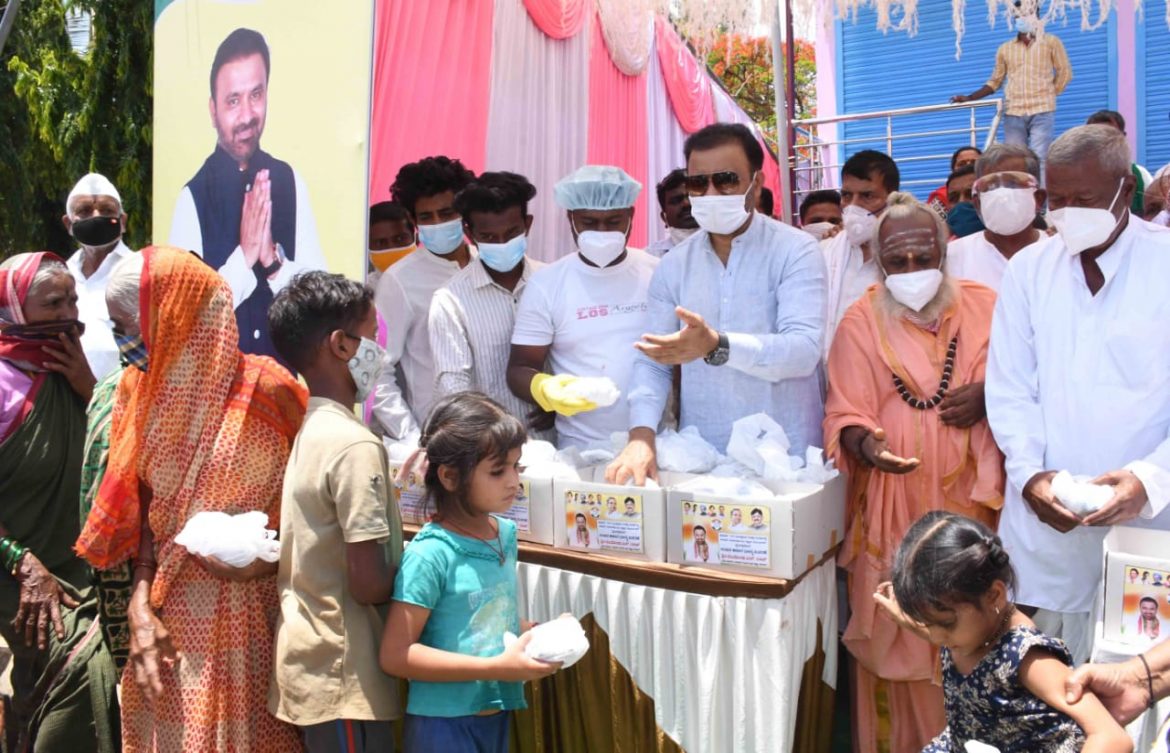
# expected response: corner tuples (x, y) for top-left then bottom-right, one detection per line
(168, 27), (326, 366)
(429, 171), (544, 430)
(822, 191), (1003, 753)
(987, 124), (1170, 666)
(607, 123), (827, 485)
(645, 169), (699, 258)
(506, 165), (659, 449)
(62, 172), (134, 380)
(946, 144), (1048, 292)
(821, 149), (900, 356)
(371, 156), (476, 441)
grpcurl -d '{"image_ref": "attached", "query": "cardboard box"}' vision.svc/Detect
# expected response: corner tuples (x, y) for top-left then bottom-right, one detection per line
(664, 473), (846, 580)
(387, 459), (561, 545)
(552, 467), (667, 562)
(1094, 526), (1170, 659)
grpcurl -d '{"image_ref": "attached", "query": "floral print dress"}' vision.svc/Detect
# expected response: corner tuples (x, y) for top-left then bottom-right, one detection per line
(923, 626), (1086, 753)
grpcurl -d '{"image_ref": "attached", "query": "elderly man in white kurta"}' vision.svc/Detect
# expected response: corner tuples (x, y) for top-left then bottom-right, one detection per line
(986, 124), (1170, 664)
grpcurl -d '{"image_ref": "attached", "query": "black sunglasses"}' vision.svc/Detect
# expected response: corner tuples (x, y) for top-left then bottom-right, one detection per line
(684, 171), (747, 195)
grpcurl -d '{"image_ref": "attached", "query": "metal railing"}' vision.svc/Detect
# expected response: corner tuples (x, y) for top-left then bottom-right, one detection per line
(788, 99), (1005, 204)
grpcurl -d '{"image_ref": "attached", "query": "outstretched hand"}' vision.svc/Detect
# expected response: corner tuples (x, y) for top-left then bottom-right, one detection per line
(634, 307), (719, 366)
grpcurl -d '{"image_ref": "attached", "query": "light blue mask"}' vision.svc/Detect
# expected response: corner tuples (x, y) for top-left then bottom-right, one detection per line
(477, 234), (527, 273)
(418, 218), (466, 256)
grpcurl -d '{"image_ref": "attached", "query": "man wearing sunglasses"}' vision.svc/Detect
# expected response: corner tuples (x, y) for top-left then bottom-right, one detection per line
(946, 144), (1047, 292)
(606, 123), (827, 485)
(823, 150), (900, 356)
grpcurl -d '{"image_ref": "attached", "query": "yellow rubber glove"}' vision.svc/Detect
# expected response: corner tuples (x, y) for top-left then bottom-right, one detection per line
(529, 373), (599, 417)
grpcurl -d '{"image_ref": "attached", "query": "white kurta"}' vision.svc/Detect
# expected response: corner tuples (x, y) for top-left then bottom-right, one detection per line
(986, 220), (1170, 614)
(66, 241), (132, 380)
(821, 232), (879, 356)
(945, 231), (1045, 292)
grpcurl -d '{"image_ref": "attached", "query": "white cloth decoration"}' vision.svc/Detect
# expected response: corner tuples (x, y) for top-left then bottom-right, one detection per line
(518, 558), (838, 753)
(504, 614), (591, 669)
(174, 511), (280, 567)
(656, 426), (722, 473)
(1051, 470), (1114, 516)
(596, 0), (654, 76)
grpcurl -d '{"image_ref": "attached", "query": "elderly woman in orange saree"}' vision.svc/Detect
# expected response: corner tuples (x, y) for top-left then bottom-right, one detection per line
(76, 247), (307, 752)
(823, 193), (1004, 753)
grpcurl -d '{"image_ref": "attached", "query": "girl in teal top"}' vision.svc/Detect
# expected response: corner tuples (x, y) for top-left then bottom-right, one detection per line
(381, 393), (560, 752)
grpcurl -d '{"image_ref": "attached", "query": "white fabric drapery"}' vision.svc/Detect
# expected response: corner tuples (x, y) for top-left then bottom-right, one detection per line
(485, 0), (591, 263)
(644, 32), (691, 250)
(595, 0), (655, 76)
(518, 558), (839, 753)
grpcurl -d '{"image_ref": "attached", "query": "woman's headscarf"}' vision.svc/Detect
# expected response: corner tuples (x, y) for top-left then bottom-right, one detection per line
(0, 252), (79, 370)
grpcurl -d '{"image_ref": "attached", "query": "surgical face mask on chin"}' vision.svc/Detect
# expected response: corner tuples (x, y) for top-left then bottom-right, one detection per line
(418, 218), (466, 256)
(842, 204), (879, 246)
(883, 268), (945, 312)
(978, 187), (1037, 236)
(575, 228), (628, 267)
(688, 174), (757, 235)
(801, 221), (838, 241)
(348, 336), (386, 402)
(667, 226), (698, 246)
(1048, 179), (1125, 256)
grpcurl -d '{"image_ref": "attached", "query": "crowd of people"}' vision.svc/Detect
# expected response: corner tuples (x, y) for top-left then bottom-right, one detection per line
(2, 111), (1170, 753)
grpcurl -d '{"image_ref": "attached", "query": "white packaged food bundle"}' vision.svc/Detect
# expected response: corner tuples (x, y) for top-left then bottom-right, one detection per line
(504, 614), (590, 669)
(174, 511), (280, 567)
(561, 376), (620, 408)
(1051, 470), (1113, 516)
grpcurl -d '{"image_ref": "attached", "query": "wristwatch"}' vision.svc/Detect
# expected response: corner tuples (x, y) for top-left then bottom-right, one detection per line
(260, 243), (285, 278)
(703, 331), (730, 366)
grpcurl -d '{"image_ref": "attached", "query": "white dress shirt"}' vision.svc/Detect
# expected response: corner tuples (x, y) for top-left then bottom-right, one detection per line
(645, 236), (673, 258)
(66, 240), (131, 379)
(168, 169), (326, 309)
(627, 214), (827, 454)
(987, 220), (1170, 614)
(428, 257), (542, 422)
(946, 230), (1045, 292)
(371, 247), (475, 439)
(822, 232), (880, 356)
(512, 249), (658, 449)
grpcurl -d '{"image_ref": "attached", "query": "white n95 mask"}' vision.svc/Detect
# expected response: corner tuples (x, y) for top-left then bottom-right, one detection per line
(576, 230), (627, 267)
(843, 204), (879, 246)
(978, 187), (1036, 236)
(884, 269), (944, 312)
(1047, 179), (1125, 255)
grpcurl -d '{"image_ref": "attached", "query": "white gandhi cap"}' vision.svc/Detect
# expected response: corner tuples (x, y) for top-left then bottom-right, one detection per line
(66, 173), (122, 213)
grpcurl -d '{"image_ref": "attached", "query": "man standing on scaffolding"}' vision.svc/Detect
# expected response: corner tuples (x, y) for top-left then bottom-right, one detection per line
(951, 0), (1072, 181)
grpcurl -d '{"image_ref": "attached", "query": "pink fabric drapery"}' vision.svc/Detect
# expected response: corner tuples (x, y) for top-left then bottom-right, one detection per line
(712, 85), (782, 213)
(587, 13), (650, 248)
(368, 0), (495, 203)
(654, 18), (715, 134)
(522, 0), (588, 39)
(487, 0), (591, 262)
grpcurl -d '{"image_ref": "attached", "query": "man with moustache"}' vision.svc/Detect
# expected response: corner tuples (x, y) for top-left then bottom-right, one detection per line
(169, 27), (325, 365)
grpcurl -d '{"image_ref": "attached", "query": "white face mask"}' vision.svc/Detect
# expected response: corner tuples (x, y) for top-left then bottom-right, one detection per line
(576, 228), (628, 267)
(347, 336), (385, 402)
(978, 187), (1037, 236)
(843, 204), (879, 246)
(688, 173), (757, 235)
(883, 268), (945, 312)
(802, 221), (838, 241)
(1048, 179), (1125, 256)
(668, 226), (698, 246)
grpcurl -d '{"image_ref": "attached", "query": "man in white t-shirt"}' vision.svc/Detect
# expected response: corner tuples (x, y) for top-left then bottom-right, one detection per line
(507, 165), (659, 449)
(822, 150), (899, 355)
(946, 143), (1047, 292)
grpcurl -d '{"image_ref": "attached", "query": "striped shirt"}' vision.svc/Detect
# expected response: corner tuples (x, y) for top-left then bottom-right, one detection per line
(986, 34), (1072, 116)
(428, 257), (542, 423)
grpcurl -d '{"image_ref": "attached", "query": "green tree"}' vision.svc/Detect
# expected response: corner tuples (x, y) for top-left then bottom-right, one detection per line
(0, 0), (152, 259)
(707, 35), (817, 152)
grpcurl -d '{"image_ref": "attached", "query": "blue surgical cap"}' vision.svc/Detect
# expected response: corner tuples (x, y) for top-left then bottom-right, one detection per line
(554, 165), (642, 210)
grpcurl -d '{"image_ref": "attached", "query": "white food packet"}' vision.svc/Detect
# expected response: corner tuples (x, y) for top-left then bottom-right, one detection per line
(174, 510), (281, 567)
(562, 376), (621, 408)
(503, 614), (591, 669)
(1051, 470), (1113, 516)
